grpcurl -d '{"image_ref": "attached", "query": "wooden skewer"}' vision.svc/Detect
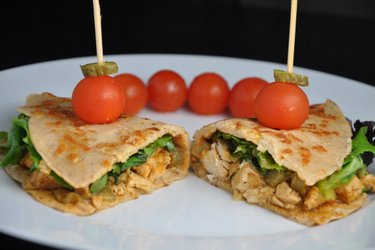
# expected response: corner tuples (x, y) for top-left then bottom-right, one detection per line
(93, 0), (104, 64)
(287, 0), (298, 73)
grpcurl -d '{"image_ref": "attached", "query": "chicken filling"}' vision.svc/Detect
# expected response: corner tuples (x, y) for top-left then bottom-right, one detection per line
(198, 129), (375, 210)
(2, 129), (178, 207)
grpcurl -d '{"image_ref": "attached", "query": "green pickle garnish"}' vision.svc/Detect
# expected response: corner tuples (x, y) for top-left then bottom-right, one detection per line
(273, 69), (309, 86)
(80, 61), (118, 77)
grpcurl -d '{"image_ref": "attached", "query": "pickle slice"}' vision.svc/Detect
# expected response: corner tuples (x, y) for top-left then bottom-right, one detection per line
(80, 61), (118, 77)
(273, 69), (309, 86)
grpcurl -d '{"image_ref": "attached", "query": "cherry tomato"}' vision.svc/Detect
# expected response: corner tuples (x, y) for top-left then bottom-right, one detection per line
(254, 82), (309, 129)
(147, 70), (187, 112)
(114, 73), (148, 115)
(72, 76), (126, 124)
(228, 77), (268, 118)
(187, 72), (229, 115)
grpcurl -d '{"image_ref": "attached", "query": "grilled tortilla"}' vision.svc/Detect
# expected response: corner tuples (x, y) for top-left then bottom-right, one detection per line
(1, 93), (190, 215)
(191, 100), (375, 226)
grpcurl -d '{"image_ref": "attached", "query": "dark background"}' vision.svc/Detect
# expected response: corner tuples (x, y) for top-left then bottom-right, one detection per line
(0, 0), (374, 249)
(1, 0), (375, 86)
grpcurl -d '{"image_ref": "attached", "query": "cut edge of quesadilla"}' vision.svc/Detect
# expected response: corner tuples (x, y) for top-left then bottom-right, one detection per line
(190, 99), (375, 226)
(0, 93), (190, 215)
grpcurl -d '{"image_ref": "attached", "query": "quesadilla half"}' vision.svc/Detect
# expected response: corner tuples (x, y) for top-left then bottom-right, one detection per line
(0, 93), (190, 215)
(191, 100), (375, 226)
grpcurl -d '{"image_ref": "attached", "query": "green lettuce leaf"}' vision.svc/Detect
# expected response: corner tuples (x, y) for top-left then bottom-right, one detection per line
(257, 151), (286, 173)
(1, 115), (28, 167)
(0, 132), (8, 151)
(344, 126), (375, 164)
(213, 131), (285, 174)
(318, 126), (375, 200)
(50, 171), (73, 190)
(89, 174), (108, 194)
(0, 114), (41, 171)
(114, 134), (175, 173)
(317, 155), (366, 200)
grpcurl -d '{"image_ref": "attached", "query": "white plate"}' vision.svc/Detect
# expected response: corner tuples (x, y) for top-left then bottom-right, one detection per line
(0, 54), (374, 250)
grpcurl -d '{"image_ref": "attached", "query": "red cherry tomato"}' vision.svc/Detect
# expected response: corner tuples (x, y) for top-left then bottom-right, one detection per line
(147, 70), (187, 112)
(254, 82), (309, 129)
(114, 73), (148, 115)
(72, 76), (126, 124)
(228, 77), (268, 118)
(187, 72), (229, 115)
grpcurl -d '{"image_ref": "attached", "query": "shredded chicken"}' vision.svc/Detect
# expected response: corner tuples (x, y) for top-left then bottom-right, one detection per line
(231, 163), (251, 193)
(133, 149), (171, 181)
(231, 162), (264, 193)
(20, 147), (174, 211)
(20, 152), (33, 168)
(304, 186), (325, 210)
(133, 164), (151, 179)
(242, 186), (275, 204)
(207, 174), (233, 193)
(126, 170), (155, 194)
(228, 162), (240, 179)
(336, 176), (364, 204)
(148, 150), (171, 181)
(271, 182), (301, 209)
(215, 141), (233, 162)
(110, 182), (127, 196)
(229, 161), (275, 202)
(201, 143), (229, 178)
(198, 136), (375, 213)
